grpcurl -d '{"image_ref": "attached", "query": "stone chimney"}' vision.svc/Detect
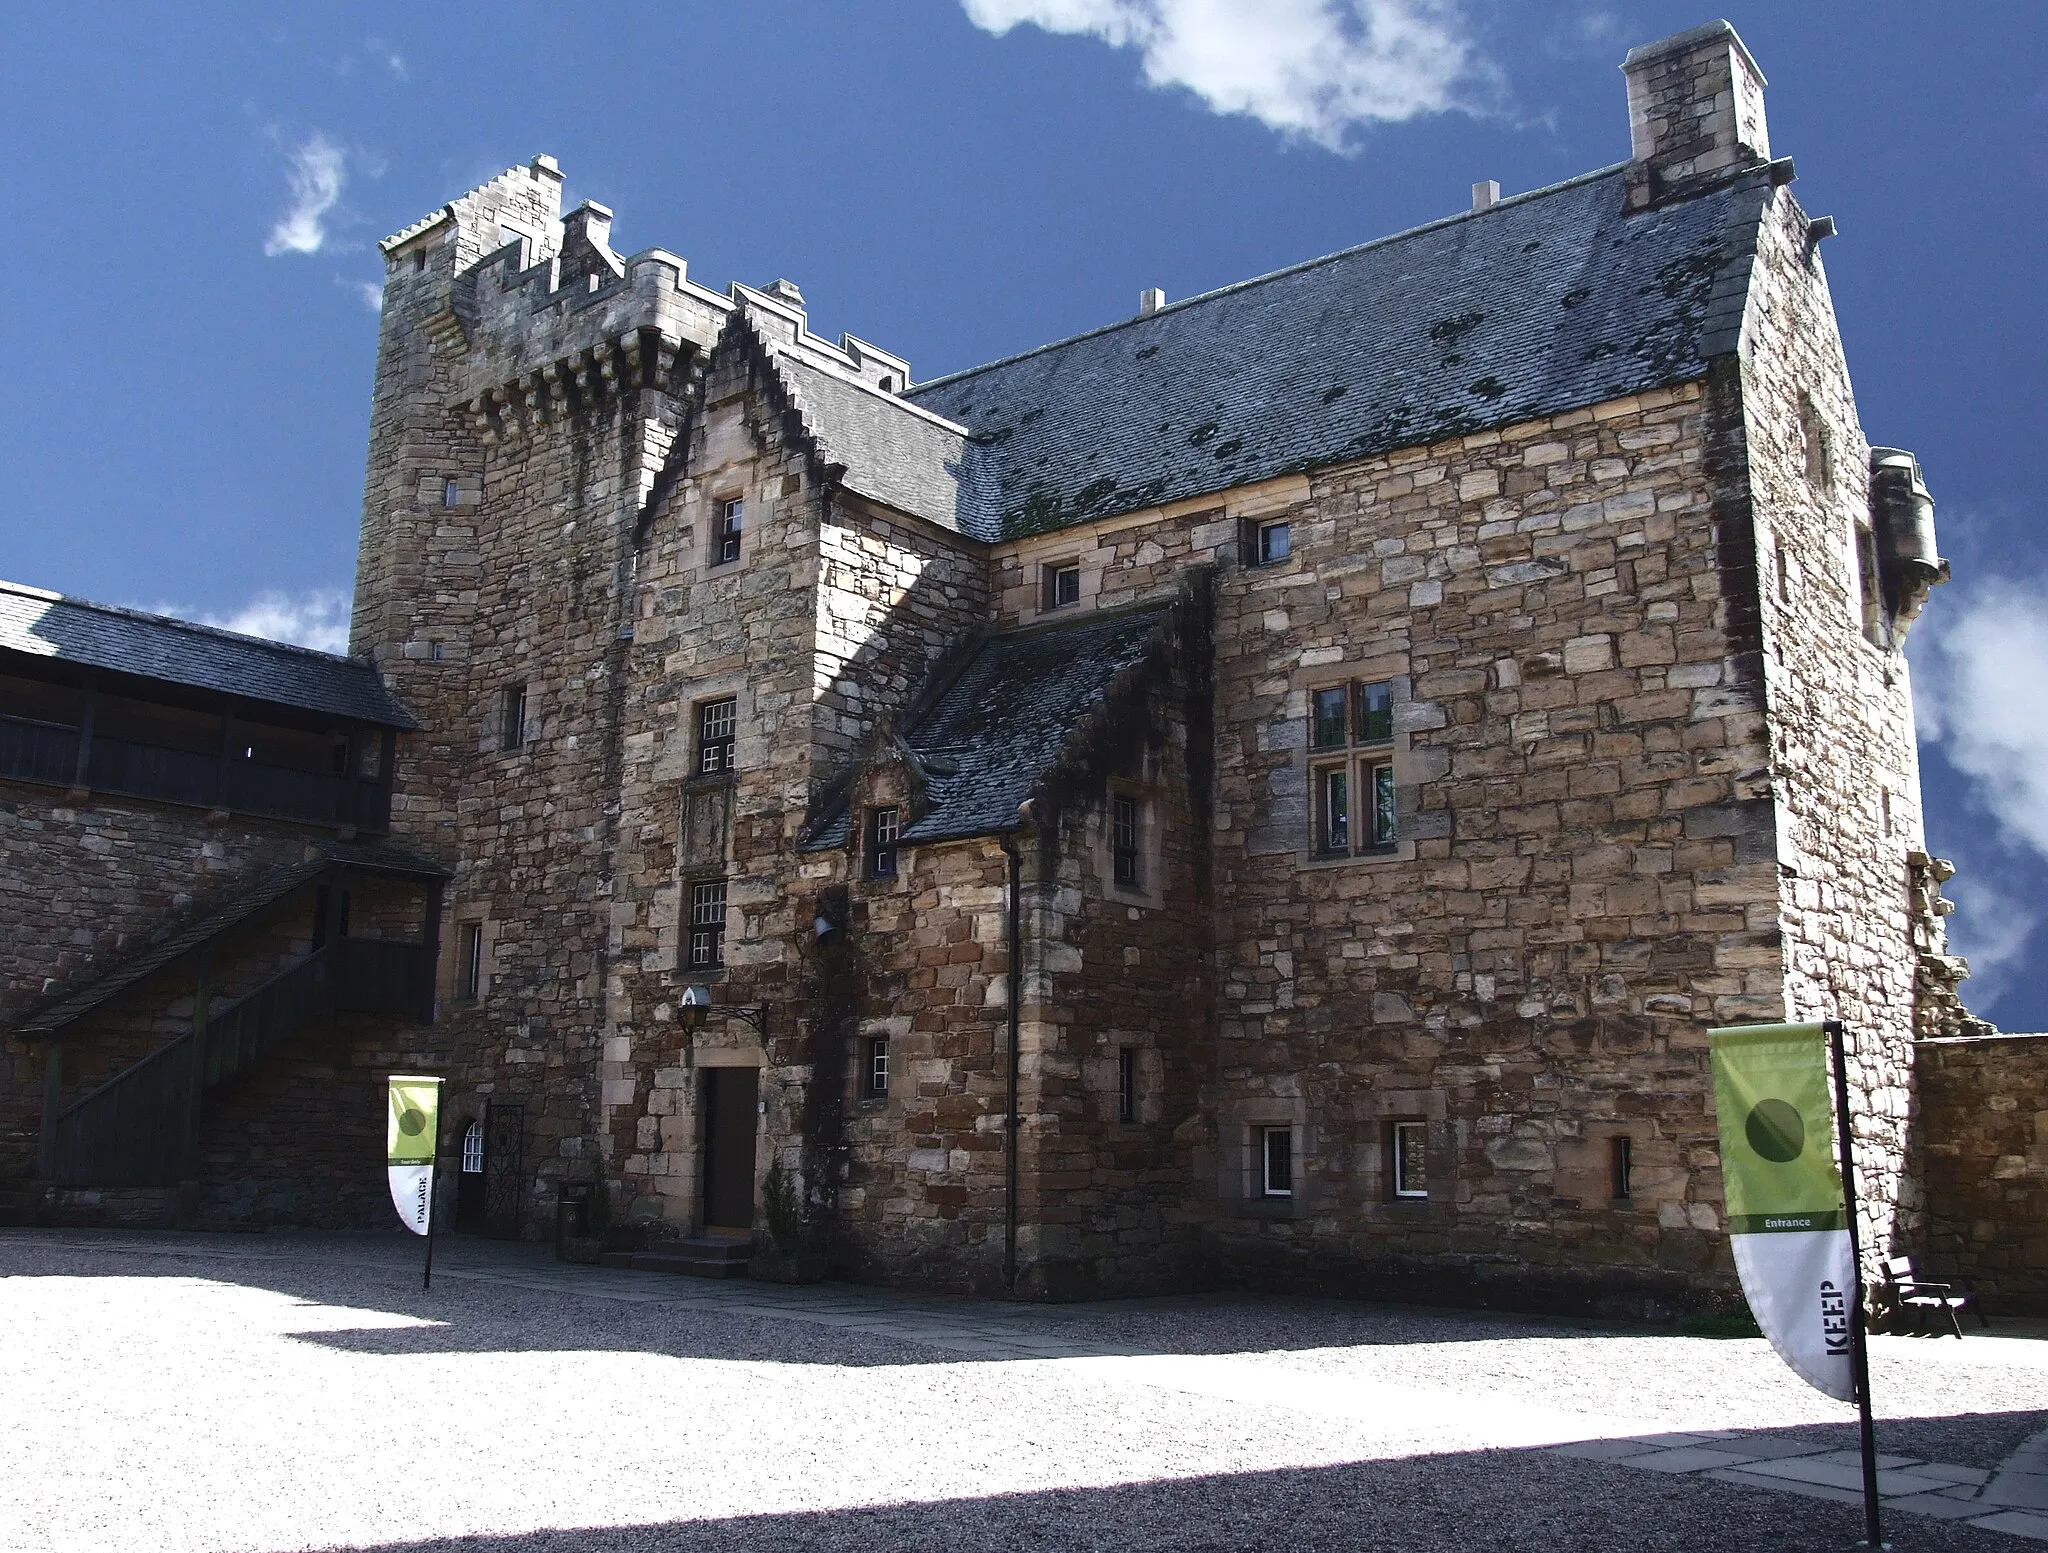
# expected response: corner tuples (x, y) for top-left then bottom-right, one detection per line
(1621, 20), (1769, 209)
(1138, 287), (1166, 318)
(1471, 180), (1499, 213)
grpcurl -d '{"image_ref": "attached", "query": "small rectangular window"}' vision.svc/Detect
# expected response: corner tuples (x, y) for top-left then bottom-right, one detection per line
(1364, 759), (1396, 848)
(697, 697), (737, 776)
(866, 1036), (889, 1097)
(1355, 681), (1394, 744)
(1110, 794), (1140, 888)
(1391, 1121), (1428, 1199)
(867, 805), (900, 880)
(1257, 520), (1290, 565)
(1775, 538), (1792, 606)
(1117, 1046), (1136, 1124)
(1316, 765), (1350, 855)
(715, 498), (744, 566)
(500, 685), (527, 751)
(1311, 686), (1349, 750)
(1611, 1135), (1633, 1201)
(688, 881), (727, 968)
(459, 923), (483, 1002)
(1041, 561), (1080, 611)
(443, 478), (461, 508)
(1261, 1126), (1294, 1198)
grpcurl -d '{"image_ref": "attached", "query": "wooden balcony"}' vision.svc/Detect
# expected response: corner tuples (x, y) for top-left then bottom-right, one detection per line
(0, 714), (393, 833)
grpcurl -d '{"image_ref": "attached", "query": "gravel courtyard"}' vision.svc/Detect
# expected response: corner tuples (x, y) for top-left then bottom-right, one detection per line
(3, 1230), (2044, 1552)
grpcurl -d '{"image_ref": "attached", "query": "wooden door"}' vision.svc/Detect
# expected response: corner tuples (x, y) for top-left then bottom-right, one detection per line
(701, 1068), (758, 1231)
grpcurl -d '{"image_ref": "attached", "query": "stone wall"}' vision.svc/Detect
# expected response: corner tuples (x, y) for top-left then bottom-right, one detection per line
(0, 782), (346, 1200)
(1738, 179), (1928, 1262)
(1914, 1034), (2048, 1315)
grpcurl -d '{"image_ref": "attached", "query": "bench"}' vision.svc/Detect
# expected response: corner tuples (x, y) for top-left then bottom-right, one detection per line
(1875, 1254), (1986, 1338)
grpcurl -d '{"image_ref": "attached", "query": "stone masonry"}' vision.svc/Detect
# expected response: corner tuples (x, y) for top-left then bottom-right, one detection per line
(9, 20), (2019, 1317)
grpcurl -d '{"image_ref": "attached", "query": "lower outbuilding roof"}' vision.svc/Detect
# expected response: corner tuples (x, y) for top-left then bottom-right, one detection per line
(0, 580), (415, 729)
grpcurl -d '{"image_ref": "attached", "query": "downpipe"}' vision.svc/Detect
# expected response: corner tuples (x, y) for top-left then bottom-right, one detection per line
(998, 824), (1025, 1294)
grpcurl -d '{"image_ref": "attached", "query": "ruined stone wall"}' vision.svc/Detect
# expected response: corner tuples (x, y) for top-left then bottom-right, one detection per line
(1913, 1034), (2048, 1315)
(1737, 183), (1926, 1258)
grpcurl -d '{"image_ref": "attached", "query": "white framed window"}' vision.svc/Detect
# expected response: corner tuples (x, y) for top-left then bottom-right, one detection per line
(696, 697), (737, 775)
(689, 880), (727, 968)
(1260, 1126), (1294, 1198)
(714, 498), (744, 566)
(460, 1120), (484, 1174)
(1309, 678), (1397, 856)
(1391, 1120), (1428, 1199)
(1041, 561), (1080, 611)
(443, 477), (461, 508)
(866, 1036), (889, 1096)
(1117, 1047), (1136, 1124)
(867, 806), (901, 880)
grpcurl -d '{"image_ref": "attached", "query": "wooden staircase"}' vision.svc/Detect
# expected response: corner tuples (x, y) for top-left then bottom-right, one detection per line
(41, 938), (434, 1188)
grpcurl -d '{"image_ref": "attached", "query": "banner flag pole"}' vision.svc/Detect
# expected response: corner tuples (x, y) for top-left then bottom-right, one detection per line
(386, 1076), (443, 1293)
(1827, 1019), (1884, 1549)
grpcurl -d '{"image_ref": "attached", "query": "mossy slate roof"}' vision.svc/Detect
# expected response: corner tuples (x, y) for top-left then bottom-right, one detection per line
(804, 602), (1174, 849)
(867, 164), (1769, 541)
(0, 580), (415, 728)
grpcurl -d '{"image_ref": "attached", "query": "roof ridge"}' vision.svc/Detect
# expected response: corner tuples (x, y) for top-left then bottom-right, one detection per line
(0, 578), (367, 668)
(907, 163), (1631, 397)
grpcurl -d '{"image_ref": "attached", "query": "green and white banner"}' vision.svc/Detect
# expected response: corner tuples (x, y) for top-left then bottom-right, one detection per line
(1708, 1023), (1855, 1401)
(386, 1075), (442, 1237)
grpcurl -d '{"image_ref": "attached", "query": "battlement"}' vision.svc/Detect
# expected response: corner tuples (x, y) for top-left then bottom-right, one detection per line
(375, 157), (915, 444)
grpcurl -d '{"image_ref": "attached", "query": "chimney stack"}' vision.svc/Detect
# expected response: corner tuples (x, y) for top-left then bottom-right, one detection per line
(1621, 20), (1769, 209)
(1139, 287), (1166, 318)
(1471, 180), (1499, 213)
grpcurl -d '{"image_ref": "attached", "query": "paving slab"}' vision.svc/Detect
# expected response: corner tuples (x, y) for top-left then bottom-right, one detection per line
(1982, 1472), (2048, 1509)
(1971, 1509), (2048, 1541)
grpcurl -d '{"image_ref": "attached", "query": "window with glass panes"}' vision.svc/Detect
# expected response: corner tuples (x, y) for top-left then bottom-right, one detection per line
(688, 880), (726, 968)
(1391, 1120), (1428, 1199)
(866, 1036), (889, 1096)
(714, 498), (744, 565)
(1261, 1126), (1294, 1197)
(1308, 678), (1396, 856)
(1110, 793), (1140, 888)
(696, 698), (736, 776)
(866, 806), (900, 880)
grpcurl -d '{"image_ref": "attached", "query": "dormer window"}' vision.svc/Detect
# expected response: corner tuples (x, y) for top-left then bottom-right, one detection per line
(866, 805), (901, 880)
(878, 375), (896, 393)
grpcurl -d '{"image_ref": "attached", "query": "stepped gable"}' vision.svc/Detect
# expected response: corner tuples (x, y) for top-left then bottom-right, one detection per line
(906, 162), (1771, 539)
(805, 602), (1175, 849)
(11, 839), (447, 1039)
(0, 581), (415, 728)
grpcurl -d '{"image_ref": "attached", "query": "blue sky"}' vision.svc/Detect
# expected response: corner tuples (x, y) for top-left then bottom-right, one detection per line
(2, 2), (2043, 1027)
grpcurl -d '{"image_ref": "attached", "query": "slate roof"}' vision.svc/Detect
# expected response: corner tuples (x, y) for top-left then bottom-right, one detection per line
(13, 839), (448, 1038)
(774, 352), (983, 535)
(828, 163), (1769, 542)
(0, 581), (416, 728)
(805, 602), (1175, 849)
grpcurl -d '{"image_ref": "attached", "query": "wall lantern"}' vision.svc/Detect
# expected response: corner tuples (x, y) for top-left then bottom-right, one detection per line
(679, 983), (767, 1038)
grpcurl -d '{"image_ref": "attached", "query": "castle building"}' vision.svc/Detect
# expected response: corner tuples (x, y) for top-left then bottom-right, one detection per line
(6, 22), (2028, 1315)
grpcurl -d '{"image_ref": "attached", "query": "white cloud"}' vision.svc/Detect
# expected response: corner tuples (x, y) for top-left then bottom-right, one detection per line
(959, 0), (1481, 151)
(145, 589), (354, 655)
(367, 38), (407, 80)
(264, 133), (348, 257)
(1911, 571), (2048, 857)
(353, 279), (385, 314)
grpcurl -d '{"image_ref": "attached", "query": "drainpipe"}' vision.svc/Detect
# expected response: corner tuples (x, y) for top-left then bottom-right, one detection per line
(998, 817), (1027, 1294)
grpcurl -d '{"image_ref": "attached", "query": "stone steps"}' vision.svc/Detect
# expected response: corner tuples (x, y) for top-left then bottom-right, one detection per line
(600, 1237), (751, 1280)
